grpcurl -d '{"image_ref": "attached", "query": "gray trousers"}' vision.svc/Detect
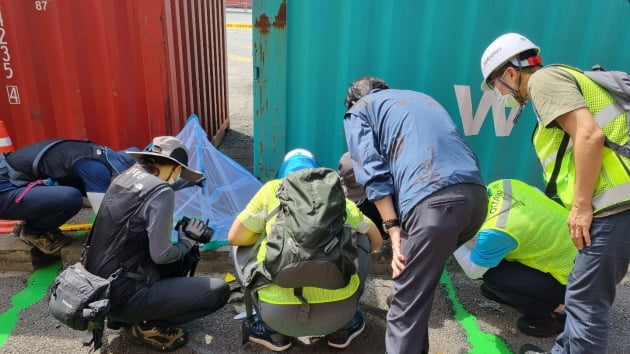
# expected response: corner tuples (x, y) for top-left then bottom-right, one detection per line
(232, 233), (372, 337)
(386, 183), (488, 354)
(551, 208), (630, 354)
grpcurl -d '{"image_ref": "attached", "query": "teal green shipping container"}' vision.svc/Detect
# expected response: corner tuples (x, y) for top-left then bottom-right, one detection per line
(251, 0), (630, 188)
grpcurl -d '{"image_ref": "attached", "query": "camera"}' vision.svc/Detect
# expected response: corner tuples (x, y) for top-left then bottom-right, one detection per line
(174, 216), (214, 244)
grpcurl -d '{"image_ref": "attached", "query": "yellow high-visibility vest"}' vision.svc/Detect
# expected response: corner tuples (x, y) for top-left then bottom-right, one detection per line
(532, 66), (630, 214)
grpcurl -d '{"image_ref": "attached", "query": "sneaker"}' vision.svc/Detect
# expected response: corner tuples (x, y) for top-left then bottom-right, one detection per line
(128, 321), (188, 352)
(246, 317), (292, 352)
(517, 312), (566, 337)
(519, 343), (551, 354)
(327, 311), (365, 349)
(19, 229), (71, 254)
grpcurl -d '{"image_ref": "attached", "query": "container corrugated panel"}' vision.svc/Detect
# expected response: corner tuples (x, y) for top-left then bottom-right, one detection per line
(0, 0), (228, 151)
(226, 0), (252, 9)
(252, 0), (630, 186)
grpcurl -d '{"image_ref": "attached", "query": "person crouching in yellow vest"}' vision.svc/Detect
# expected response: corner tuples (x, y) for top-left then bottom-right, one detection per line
(453, 179), (576, 338)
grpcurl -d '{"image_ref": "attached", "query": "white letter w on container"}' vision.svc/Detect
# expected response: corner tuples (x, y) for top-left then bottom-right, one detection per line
(454, 85), (519, 137)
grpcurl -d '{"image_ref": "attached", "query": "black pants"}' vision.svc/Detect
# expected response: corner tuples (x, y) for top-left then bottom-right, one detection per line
(109, 261), (230, 325)
(483, 260), (566, 318)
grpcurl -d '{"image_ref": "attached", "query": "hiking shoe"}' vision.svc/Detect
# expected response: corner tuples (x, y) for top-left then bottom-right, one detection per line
(128, 322), (188, 352)
(19, 229), (71, 254)
(10, 221), (24, 237)
(517, 312), (566, 337)
(519, 343), (551, 354)
(246, 317), (292, 352)
(327, 311), (365, 349)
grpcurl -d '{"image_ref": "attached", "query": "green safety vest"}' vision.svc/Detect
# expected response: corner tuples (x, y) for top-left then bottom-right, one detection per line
(482, 179), (576, 285)
(532, 66), (630, 214)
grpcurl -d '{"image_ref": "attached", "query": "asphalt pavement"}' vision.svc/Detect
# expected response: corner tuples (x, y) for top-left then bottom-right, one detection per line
(0, 9), (629, 354)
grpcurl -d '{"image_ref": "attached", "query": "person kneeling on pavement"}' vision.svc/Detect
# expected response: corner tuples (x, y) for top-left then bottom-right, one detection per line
(0, 138), (139, 254)
(228, 149), (383, 352)
(453, 179), (576, 337)
(84, 136), (230, 352)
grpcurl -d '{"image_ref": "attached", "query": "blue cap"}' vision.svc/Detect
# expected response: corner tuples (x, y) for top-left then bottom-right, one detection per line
(277, 149), (319, 178)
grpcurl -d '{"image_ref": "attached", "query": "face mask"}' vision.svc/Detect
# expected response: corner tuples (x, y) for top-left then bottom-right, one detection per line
(492, 86), (519, 108)
(499, 92), (521, 108)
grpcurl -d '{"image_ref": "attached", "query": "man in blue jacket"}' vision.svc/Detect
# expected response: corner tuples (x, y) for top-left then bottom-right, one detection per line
(343, 76), (488, 354)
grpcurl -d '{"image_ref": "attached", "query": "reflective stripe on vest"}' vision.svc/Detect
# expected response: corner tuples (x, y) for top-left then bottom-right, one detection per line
(532, 67), (630, 213)
(481, 179), (576, 285)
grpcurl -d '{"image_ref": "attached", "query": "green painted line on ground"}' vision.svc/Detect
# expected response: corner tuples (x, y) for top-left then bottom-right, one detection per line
(0, 262), (61, 347)
(441, 268), (513, 354)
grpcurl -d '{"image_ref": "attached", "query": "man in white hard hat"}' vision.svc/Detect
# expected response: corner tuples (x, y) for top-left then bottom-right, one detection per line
(480, 33), (630, 354)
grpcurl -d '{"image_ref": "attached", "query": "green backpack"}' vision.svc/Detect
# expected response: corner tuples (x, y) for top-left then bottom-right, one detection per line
(243, 167), (357, 294)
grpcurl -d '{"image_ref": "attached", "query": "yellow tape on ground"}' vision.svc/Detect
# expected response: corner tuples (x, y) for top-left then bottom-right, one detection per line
(227, 23), (252, 29)
(228, 53), (252, 62)
(59, 223), (93, 232)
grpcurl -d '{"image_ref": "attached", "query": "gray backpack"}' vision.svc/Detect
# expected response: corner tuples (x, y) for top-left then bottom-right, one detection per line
(584, 65), (630, 111)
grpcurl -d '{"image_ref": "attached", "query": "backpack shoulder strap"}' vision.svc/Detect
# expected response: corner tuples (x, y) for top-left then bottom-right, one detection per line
(544, 133), (570, 201)
(30, 138), (93, 177)
(31, 139), (65, 177)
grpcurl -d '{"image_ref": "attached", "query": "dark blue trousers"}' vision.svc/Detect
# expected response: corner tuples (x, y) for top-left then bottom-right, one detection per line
(483, 260), (566, 318)
(0, 185), (83, 233)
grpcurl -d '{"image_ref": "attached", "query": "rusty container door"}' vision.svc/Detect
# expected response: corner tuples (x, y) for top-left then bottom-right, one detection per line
(0, 0), (228, 150)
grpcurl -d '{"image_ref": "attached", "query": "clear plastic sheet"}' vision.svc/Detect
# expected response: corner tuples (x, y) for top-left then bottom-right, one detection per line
(173, 115), (262, 250)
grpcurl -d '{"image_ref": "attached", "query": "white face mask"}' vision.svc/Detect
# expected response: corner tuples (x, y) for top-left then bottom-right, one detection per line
(500, 92), (521, 108)
(493, 88), (520, 108)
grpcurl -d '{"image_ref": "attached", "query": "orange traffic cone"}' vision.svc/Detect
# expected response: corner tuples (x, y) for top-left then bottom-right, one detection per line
(0, 121), (14, 153)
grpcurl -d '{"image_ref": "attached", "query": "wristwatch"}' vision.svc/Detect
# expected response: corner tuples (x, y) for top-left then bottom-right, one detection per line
(382, 218), (400, 234)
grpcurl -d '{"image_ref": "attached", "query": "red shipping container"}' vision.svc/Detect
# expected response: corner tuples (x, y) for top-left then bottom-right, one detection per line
(0, 0), (228, 151)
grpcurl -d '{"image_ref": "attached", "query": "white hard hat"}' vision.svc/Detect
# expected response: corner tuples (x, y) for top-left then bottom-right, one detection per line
(480, 33), (541, 91)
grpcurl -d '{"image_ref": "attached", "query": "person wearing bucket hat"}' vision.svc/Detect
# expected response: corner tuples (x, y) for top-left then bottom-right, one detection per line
(0, 138), (139, 255)
(228, 148), (382, 351)
(480, 33), (630, 354)
(342, 76), (488, 354)
(85, 135), (230, 352)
